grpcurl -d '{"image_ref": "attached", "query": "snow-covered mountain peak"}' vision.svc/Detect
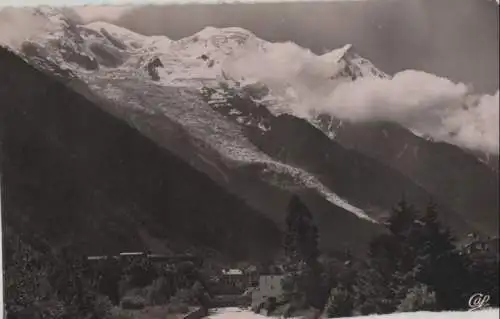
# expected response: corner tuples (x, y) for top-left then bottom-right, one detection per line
(25, 6), (56, 18)
(28, 6), (85, 35)
(0, 6), (68, 47)
(15, 15), (394, 137)
(7, 12), (390, 136)
(9, 9), (387, 89)
(84, 21), (147, 44)
(192, 26), (257, 42)
(169, 26), (265, 68)
(32, 6), (66, 21)
(321, 43), (353, 63)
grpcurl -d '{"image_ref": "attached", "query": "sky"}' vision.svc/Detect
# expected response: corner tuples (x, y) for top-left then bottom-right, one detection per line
(0, 0), (371, 7)
(0, 0), (370, 21)
(1, 0), (497, 7)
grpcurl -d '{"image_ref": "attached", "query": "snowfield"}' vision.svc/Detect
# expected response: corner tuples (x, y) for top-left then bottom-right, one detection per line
(207, 307), (499, 319)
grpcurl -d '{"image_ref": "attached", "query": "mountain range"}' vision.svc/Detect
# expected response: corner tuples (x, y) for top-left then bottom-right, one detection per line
(1, 7), (498, 261)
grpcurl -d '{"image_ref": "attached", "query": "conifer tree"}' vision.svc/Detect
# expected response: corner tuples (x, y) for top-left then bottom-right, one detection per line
(283, 195), (325, 309)
(284, 195), (319, 268)
(409, 201), (471, 310)
(367, 198), (423, 311)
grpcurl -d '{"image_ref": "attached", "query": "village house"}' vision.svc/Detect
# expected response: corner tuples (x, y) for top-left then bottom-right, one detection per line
(220, 268), (246, 290)
(251, 273), (286, 309)
(245, 265), (259, 287)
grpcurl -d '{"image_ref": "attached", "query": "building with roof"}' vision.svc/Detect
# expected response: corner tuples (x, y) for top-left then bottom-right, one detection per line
(251, 274), (286, 309)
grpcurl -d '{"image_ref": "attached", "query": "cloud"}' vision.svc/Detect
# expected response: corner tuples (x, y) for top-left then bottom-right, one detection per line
(0, 6), (129, 47)
(441, 90), (499, 154)
(324, 71), (469, 122)
(323, 71), (499, 154)
(225, 47), (499, 154)
(73, 5), (132, 23)
(0, 7), (55, 47)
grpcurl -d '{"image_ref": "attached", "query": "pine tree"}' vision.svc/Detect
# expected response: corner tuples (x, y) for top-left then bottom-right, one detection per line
(370, 198), (420, 275)
(283, 195), (324, 309)
(367, 198), (423, 312)
(386, 198), (419, 238)
(284, 195), (319, 268)
(412, 202), (470, 310)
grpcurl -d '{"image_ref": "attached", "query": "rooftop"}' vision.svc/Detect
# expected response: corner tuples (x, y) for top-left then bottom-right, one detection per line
(222, 269), (244, 275)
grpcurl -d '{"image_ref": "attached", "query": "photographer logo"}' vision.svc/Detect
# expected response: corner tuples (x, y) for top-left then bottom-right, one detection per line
(468, 293), (490, 311)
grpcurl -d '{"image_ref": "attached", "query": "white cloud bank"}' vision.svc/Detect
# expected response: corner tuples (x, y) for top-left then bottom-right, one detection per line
(73, 5), (132, 22)
(225, 46), (499, 154)
(0, 7), (56, 47)
(324, 71), (499, 154)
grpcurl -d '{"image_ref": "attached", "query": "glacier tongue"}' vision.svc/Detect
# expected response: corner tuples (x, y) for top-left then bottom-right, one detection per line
(84, 73), (377, 223)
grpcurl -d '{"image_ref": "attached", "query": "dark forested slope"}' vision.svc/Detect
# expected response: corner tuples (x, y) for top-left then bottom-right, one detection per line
(0, 46), (281, 261)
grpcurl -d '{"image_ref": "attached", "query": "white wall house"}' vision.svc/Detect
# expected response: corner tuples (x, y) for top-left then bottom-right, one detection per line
(220, 269), (246, 291)
(251, 275), (285, 308)
(222, 269), (244, 276)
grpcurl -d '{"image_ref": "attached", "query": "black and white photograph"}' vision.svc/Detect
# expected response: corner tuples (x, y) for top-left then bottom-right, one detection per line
(0, 0), (499, 318)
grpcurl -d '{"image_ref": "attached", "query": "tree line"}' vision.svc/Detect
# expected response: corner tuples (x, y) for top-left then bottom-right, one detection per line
(3, 195), (498, 318)
(279, 195), (499, 317)
(3, 227), (210, 319)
